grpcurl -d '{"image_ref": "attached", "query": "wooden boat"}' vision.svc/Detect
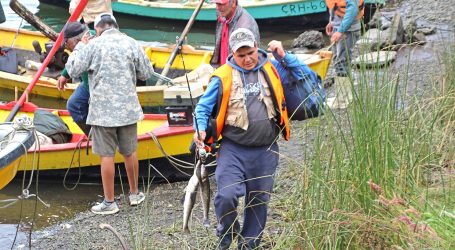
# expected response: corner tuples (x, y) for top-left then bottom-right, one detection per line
(0, 27), (213, 107)
(40, 0), (384, 28)
(0, 102), (194, 176)
(0, 27), (332, 104)
(0, 121), (36, 189)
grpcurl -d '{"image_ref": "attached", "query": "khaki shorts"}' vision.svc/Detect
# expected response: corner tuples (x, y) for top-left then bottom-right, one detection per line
(91, 124), (138, 157)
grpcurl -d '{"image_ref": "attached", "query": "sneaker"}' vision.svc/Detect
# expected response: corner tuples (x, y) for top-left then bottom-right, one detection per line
(129, 192), (145, 206)
(91, 200), (119, 215)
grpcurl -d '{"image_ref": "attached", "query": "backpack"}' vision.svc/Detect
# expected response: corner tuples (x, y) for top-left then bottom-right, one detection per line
(282, 63), (326, 121)
(33, 109), (72, 144)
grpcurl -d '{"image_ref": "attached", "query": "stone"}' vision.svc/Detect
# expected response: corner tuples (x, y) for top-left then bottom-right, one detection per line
(417, 26), (436, 35)
(385, 12), (405, 46)
(353, 51), (397, 68)
(292, 30), (325, 49)
(381, 17), (392, 30)
(367, 9), (382, 29)
(356, 29), (387, 51)
(412, 31), (427, 44)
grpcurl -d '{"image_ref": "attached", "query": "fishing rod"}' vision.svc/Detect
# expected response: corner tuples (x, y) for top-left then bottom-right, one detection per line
(177, 40), (211, 161)
(177, 41), (201, 141)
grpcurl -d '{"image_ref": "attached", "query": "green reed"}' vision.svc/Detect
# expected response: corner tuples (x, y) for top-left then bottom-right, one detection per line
(271, 41), (455, 249)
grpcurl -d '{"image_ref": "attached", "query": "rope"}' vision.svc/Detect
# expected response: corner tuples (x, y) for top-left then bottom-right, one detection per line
(62, 138), (87, 191)
(0, 115), (49, 249)
(10, 18), (24, 48)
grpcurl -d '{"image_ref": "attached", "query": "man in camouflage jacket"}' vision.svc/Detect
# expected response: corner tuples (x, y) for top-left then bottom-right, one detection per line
(65, 13), (154, 215)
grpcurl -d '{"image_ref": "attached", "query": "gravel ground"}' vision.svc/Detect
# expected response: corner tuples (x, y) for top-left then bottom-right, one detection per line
(17, 0), (455, 249)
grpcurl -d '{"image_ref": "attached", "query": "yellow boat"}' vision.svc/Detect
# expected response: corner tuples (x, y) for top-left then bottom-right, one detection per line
(0, 27), (332, 105)
(0, 27), (213, 106)
(0, 121), (35, 190)
(0, 102), (194, 181)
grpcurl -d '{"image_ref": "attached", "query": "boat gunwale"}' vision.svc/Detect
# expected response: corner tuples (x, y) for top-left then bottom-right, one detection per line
(117, 0), (320, 9)
(0, 104), (194, 153)
(0, 123), (35, 168)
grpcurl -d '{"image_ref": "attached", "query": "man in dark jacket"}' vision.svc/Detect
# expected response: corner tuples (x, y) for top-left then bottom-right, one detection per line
(210, 0), (259, 66)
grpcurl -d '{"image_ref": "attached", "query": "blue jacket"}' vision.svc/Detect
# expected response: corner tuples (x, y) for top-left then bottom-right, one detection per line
(332, 0), (360, 33)
(194, 49), (305, 131)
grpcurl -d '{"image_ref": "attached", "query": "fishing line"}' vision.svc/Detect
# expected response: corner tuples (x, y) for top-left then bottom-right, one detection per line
(0, 116), (50, 249)
(147, 131), (193, 168)
(178, 42), (201, 141)
(29, 129), (43, 249)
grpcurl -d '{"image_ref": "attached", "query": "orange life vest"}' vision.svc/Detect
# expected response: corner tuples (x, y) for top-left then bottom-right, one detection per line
(211, 61), (290, 142)
(326, 0), (364, 20)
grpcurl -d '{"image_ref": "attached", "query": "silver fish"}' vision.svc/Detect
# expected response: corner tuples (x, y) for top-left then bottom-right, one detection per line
(182, 159), (211, 233)
(183, 172), (199, 234)
(197, 162), (210, 228)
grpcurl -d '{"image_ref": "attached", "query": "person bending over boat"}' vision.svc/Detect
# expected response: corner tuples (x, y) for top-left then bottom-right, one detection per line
(69, 0), (114, 29)
(210, 0), (259, 66)
(65, 13), (154, 215)
(193, 28), (310, 249)
(57, 22), (93, 136)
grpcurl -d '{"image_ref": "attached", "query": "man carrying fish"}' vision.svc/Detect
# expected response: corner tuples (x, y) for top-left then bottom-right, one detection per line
(65, 13), (154, 214)
(193, 28), (308, 249)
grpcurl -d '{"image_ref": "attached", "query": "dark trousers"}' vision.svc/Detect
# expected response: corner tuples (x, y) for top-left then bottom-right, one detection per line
(215, 138), (279, 249)
(67, 83), (91, 135)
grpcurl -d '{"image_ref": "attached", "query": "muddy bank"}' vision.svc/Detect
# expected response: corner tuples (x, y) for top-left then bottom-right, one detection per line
(12, 0), (455, 249)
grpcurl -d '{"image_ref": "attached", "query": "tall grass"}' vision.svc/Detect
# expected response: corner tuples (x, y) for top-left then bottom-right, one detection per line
(75, 42), (455, 250)
(271, 41), (455, 249)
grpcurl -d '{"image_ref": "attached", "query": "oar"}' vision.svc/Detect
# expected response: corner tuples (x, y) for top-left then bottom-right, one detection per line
(156, 0), (205, 85)
(9, 0), (59, 41)
(5, 0), (89, 122)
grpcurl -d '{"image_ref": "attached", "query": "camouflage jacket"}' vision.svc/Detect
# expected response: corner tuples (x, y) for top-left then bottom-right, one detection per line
(66, 28), (154, 127)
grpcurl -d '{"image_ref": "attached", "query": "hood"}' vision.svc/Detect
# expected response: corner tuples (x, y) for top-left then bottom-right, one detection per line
(226, 49), (268, 73)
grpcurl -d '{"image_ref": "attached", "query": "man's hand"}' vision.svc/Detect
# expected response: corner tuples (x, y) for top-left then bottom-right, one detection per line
(330, 31), (344, 43)
(193, 131), (206, 148)
(81, 31), (93, 44)
(325, 22), (333, 36)
(57, 76), (68, 91)
(267, 40), (286, 58)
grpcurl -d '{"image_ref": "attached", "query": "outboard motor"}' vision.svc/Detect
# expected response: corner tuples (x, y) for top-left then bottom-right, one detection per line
(32, 40), (69, 71)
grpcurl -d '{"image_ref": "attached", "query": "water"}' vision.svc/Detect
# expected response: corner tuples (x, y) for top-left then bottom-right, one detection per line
(0, 0), (302, 242)
(0, 0), (301, 48)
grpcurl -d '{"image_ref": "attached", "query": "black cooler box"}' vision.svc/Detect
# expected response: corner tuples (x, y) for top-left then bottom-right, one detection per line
(163, 84), (204, 127)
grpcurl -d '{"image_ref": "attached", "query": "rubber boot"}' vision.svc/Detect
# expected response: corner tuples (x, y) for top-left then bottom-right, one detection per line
(327, 76), (353, 109)
(76, 122), (91, 137)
